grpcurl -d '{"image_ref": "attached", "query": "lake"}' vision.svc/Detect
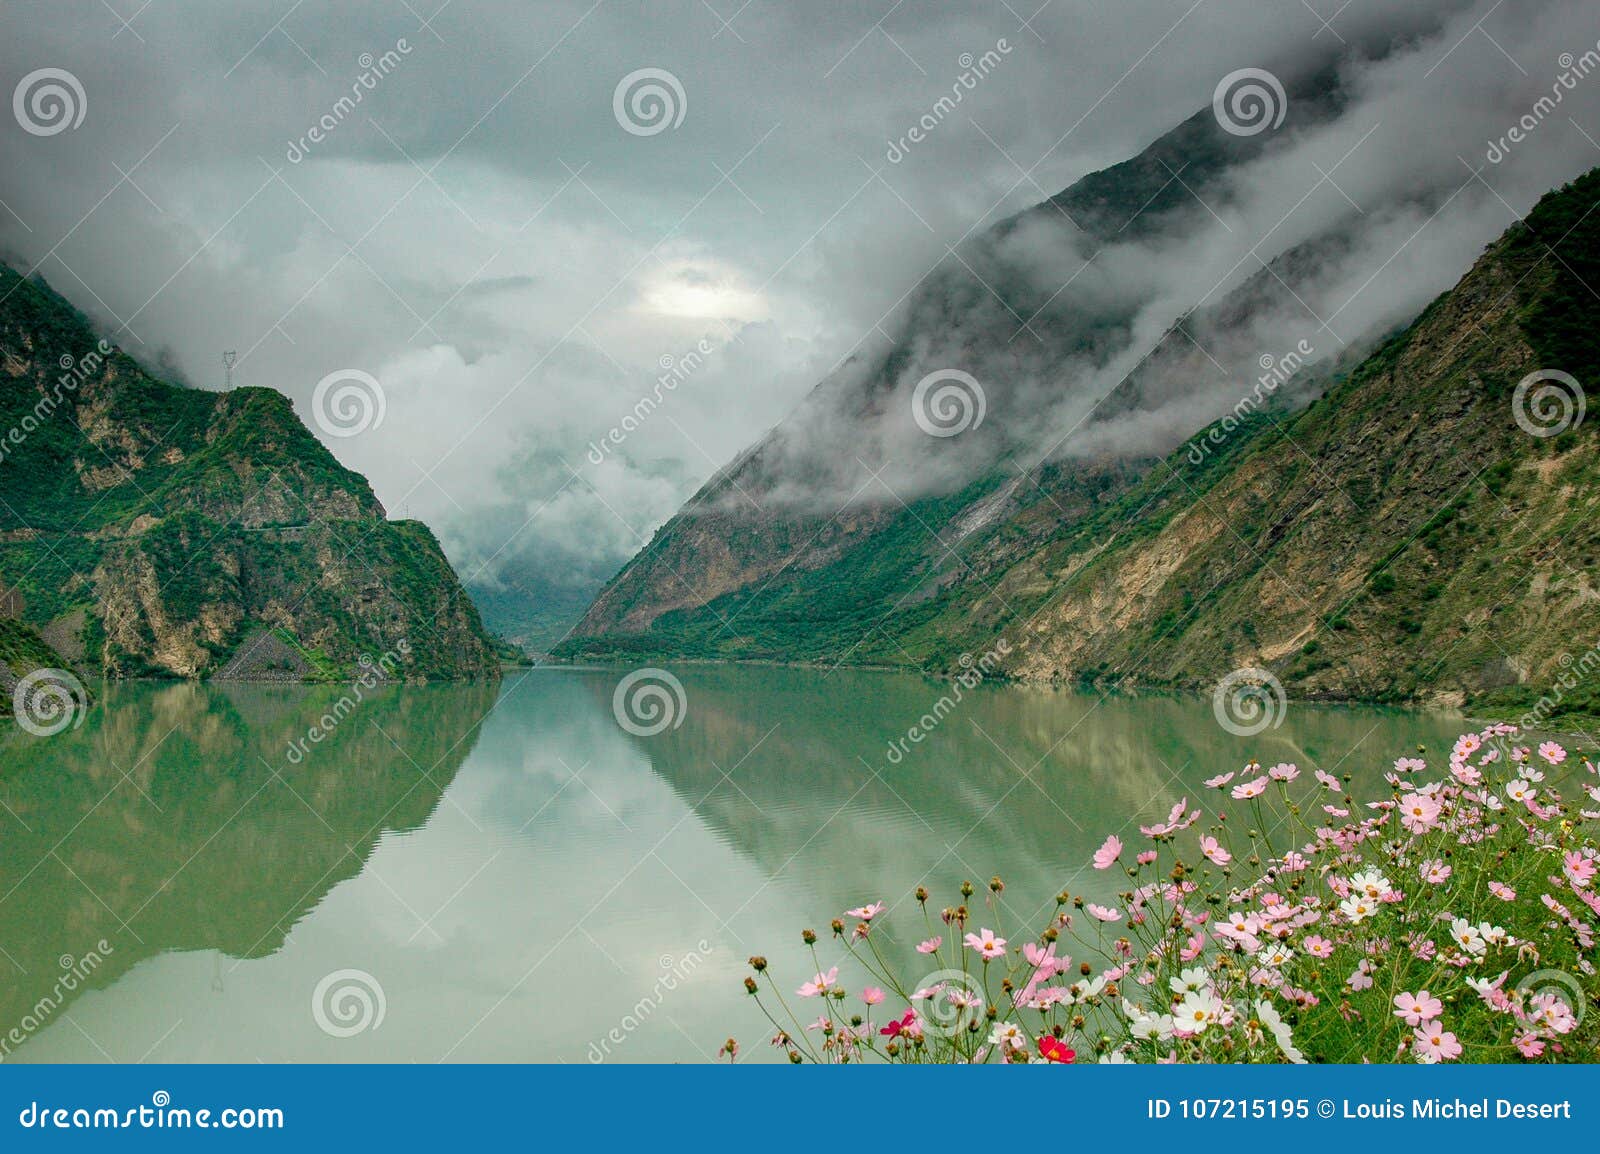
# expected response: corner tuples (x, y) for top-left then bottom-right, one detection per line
(0, 666), (1476, 1063)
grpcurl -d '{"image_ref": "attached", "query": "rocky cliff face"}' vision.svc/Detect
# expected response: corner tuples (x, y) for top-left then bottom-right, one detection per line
(0, 264), (498, 682)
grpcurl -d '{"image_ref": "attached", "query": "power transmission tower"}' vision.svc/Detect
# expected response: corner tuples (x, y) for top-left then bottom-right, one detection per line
(222, 350), (237, 388)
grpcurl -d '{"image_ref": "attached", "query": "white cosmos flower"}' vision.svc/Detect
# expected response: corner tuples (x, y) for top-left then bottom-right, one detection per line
(1339, 896), (1376, 923)
(1174, 989), (1224, 1034)
(1254, 999), (1307, 1064)
(1169, 966), (1212, 994)
(1450, 917), (1486, 957)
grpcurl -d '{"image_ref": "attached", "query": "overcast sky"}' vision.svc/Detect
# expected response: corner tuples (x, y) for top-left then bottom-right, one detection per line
(3, 0), (1596, 633)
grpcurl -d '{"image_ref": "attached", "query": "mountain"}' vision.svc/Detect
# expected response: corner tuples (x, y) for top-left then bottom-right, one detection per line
(560, 124), (1600, 716)
(0, 263), (499, 683)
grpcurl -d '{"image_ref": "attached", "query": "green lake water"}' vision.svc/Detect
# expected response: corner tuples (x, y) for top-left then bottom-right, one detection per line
(0, 666), (1476, 1062)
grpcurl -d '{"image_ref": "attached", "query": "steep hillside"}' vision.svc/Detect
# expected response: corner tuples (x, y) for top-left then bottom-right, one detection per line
(564, 77), (1351, 659)
(562, 156), (1600, 716)
(0, 264), (498, 681)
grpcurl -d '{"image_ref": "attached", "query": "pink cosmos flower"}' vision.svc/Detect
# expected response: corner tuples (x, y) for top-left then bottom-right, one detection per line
(1488, 881), (1515, 901)
(915, 936), (942, 954)
(1393, 990), (1444, 1026)
(1231, 777), (1268, 800)
(1512, 1031), (1546, 1059)
(797, 967), (839, 997)
(1314, 769), (1341, 790)
(1268, 762), (1300, 782)
(1398, 792), (1442, 833)
(1453, 734), (1482, 758)
(1203, 772), (1235, 789)
(1538, 741), (1567, 766)
(1420, 858), (1452, 884)
(963, 928), (1007, 959)
(1564, 851), (1596, 889)
(1086, 903), (1122, 922)
(845, 901), (886, 920)
(1137, 850), (1158, 865)
(1303, 935), (1334, 958)
(1394, 756), (1427, 775)
(1199, 835), (1232, 866)
(1348, 962), (1374, 991)
(1413, 1020), (1462, 1063)
(1092, 834), (1123, 870)
(860, 986), (885, 1006)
